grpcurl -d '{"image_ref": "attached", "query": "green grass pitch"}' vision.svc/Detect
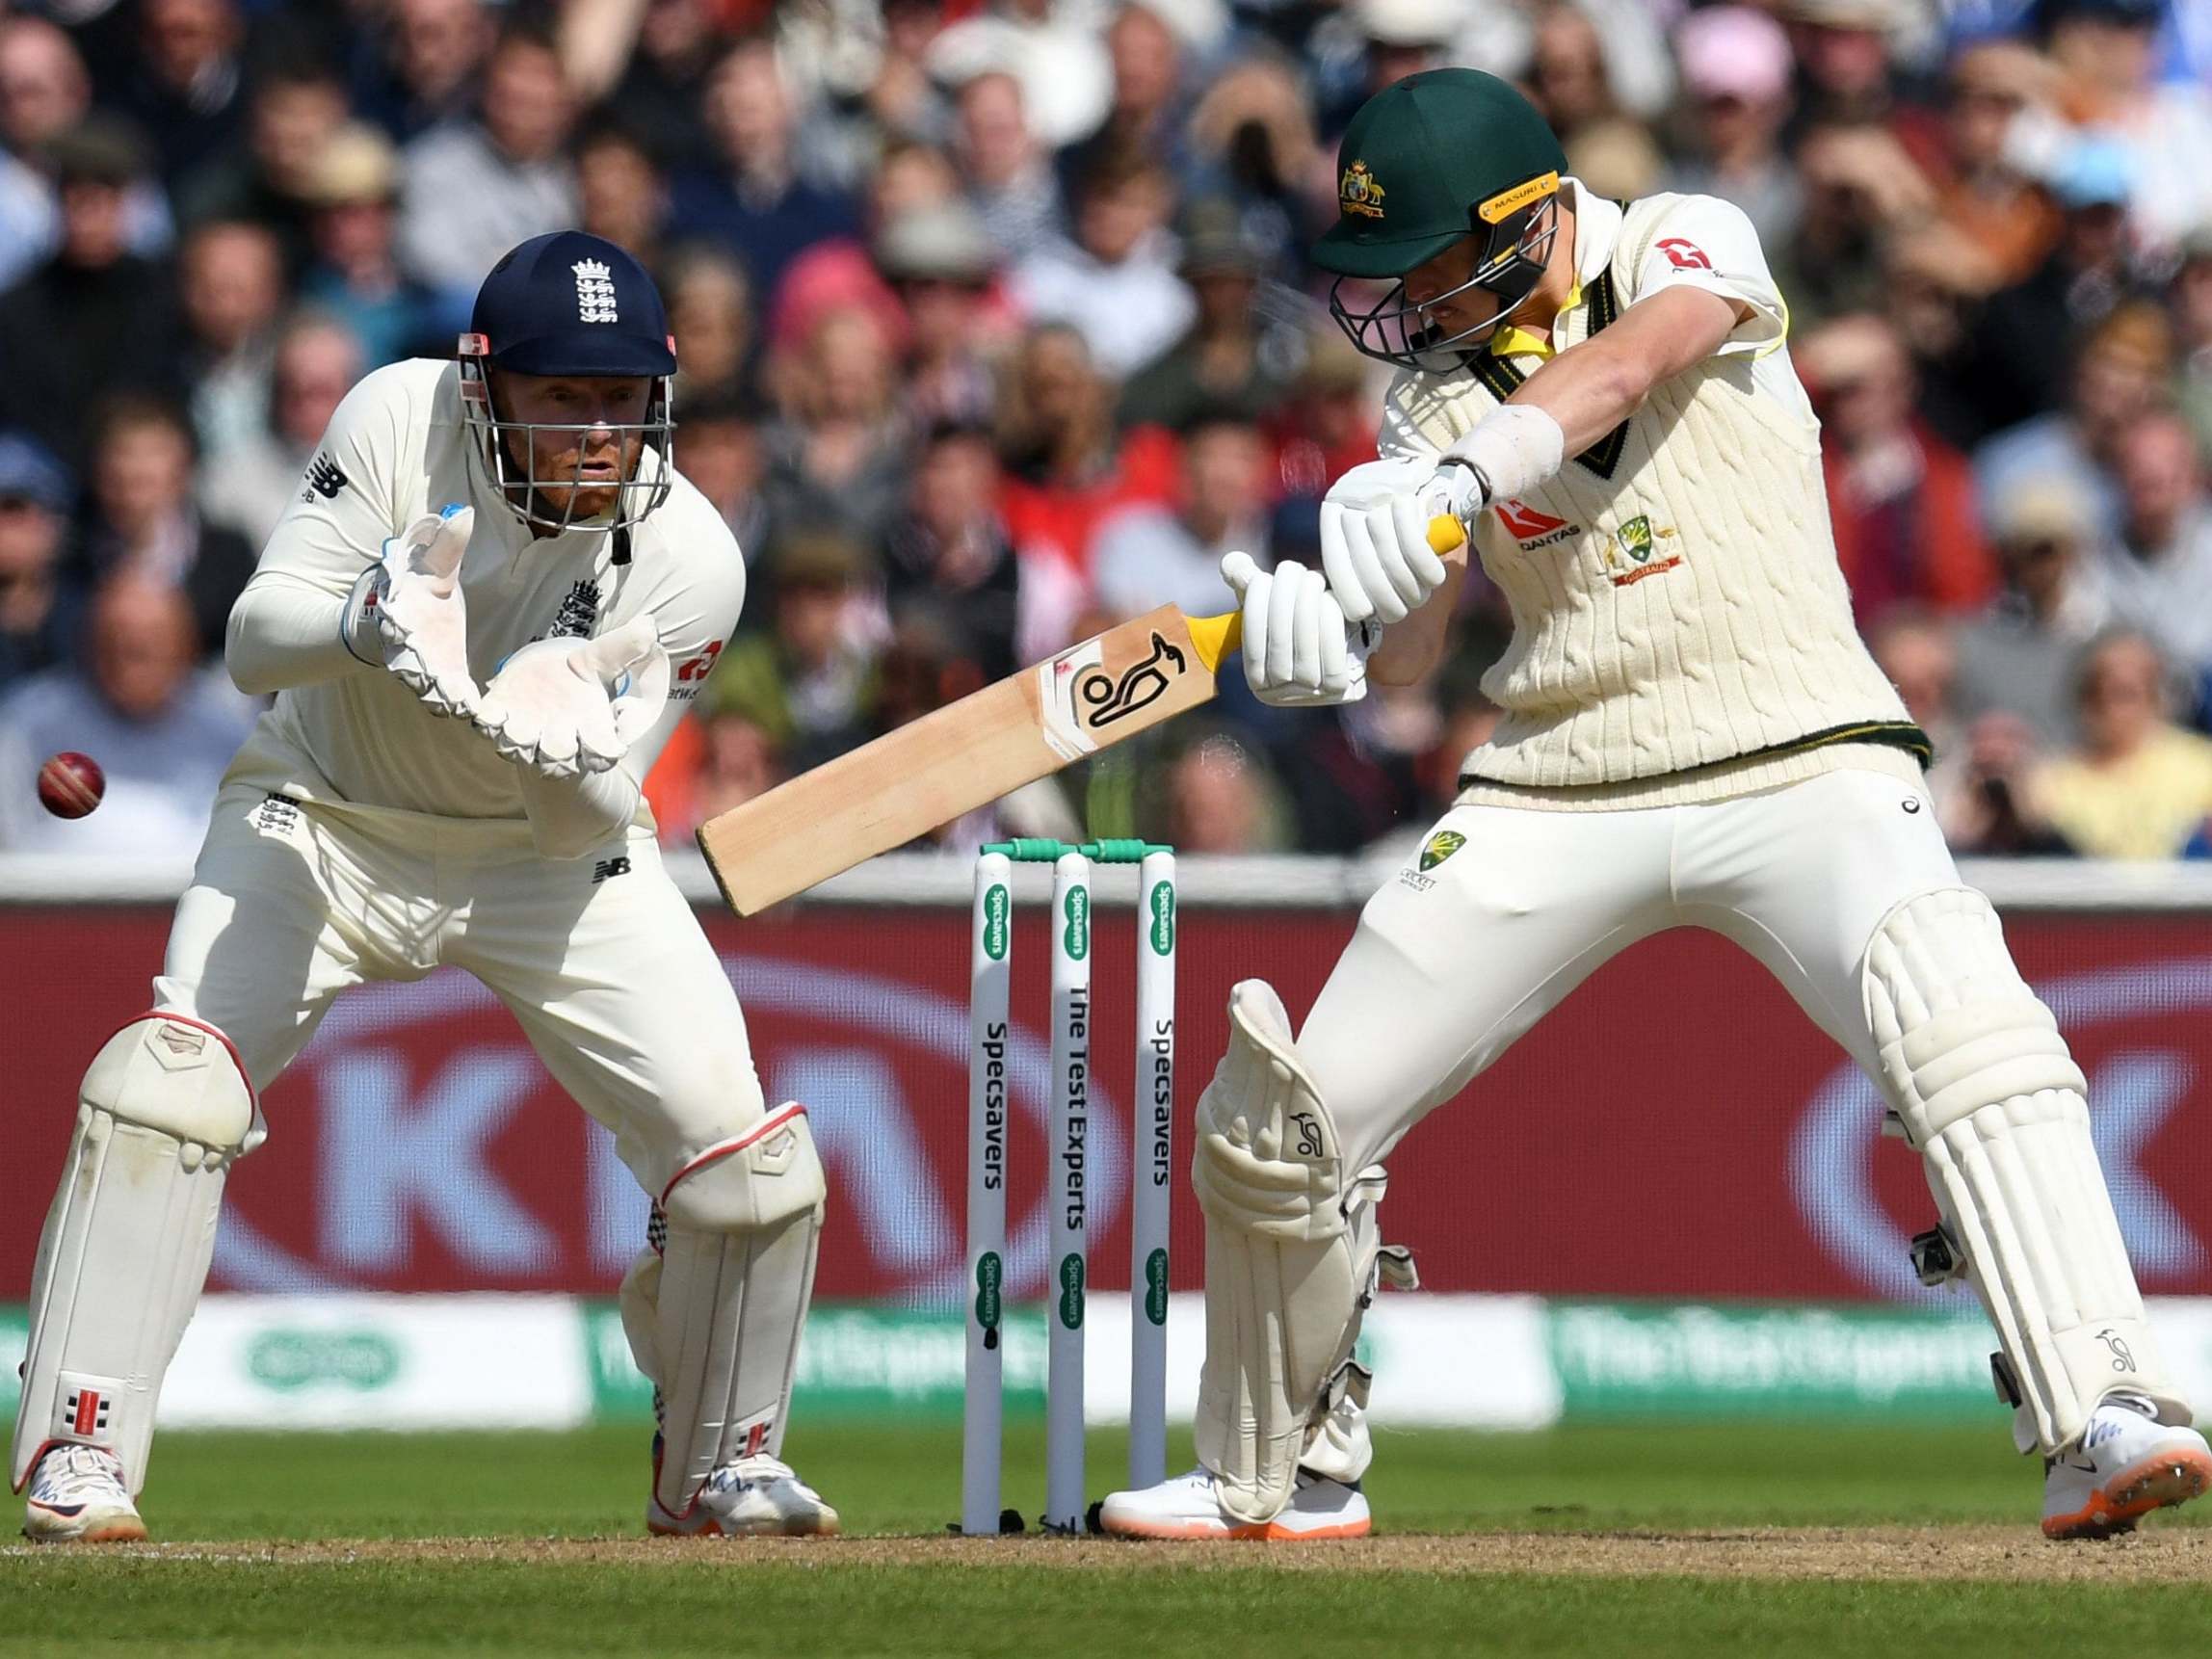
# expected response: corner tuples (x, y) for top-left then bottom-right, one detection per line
(4, 1422), (2207, 1658)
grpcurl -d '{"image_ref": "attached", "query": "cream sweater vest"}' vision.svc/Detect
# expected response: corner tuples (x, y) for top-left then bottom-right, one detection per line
(1384, 194), (1926, 805)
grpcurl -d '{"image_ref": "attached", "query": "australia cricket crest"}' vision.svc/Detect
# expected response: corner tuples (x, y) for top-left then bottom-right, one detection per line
(1399, 827), (1466, 893)
(1601, 514), (1682, 588)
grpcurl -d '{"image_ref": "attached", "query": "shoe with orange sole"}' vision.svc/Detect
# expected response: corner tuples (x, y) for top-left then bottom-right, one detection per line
(1096, 1467), (1370, 1540)
(2042, 1396), (2212, 1540)
(21, 1444), (145, 1544)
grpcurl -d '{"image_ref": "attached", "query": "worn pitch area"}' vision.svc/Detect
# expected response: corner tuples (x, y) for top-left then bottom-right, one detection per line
(8, 1426), (2208, 1656)
(10, 1525), (2209, 1581)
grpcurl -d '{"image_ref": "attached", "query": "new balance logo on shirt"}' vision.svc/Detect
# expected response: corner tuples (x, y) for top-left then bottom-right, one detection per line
(303, 454), (347, 501)
(592, 856), (632, 883)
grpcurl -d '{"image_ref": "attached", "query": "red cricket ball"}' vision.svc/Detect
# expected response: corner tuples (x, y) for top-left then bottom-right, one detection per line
(37, 750), (106, 819)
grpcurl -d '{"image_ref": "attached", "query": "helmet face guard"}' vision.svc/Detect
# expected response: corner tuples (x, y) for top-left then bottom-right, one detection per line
(1327, 196), (1560, 374)
(459, 332), (675, 535)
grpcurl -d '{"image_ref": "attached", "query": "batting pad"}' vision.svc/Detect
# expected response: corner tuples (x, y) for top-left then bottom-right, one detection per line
(1864, 888), (2189, 1453)
(13, 1015), (259, 1496)
(624, 1104), (827, 1517)
(1191, 980), (1372, 1526)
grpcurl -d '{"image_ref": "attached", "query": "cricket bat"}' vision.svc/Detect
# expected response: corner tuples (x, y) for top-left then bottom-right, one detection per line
(697, 516), (1468, 914)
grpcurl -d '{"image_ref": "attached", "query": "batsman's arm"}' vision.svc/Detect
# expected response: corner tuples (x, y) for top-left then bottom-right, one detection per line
(698, 527), (1453, 913)
(1504, 285), (1748, 452)
(1367, 552), (1468, 688)
(1367, 293), (1744, 688)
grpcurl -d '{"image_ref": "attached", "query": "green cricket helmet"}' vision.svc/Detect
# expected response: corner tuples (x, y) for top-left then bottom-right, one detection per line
(1315, 69), (1567, 372)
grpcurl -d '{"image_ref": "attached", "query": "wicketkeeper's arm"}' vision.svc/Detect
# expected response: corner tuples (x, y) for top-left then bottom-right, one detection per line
(510, 653), (678, 859)
(225, 574), (370, 695)
(513, 584), (741, 859)
(224, 365), (413, 697)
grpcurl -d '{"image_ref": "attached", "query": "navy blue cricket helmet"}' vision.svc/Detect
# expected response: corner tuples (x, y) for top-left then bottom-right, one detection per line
(459, 230), (677, 533)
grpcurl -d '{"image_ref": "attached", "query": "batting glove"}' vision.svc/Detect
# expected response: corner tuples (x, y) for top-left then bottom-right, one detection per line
(1222, 551), (1378, 707)
(1316, 459), (1459, 626)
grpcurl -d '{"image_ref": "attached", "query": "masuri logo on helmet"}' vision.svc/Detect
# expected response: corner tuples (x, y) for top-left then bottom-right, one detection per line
(1314, 69), (1567, 373)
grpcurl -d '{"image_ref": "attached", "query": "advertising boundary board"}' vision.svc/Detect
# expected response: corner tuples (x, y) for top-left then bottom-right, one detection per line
(6, 862), (2212, 1310)
(11, 1295), (2212, 1433)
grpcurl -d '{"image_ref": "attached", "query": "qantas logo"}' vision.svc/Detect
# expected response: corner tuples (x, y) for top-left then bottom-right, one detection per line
(1494, 499), (1581, 547)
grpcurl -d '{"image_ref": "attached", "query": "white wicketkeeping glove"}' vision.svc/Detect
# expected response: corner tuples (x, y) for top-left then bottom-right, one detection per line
(473, 618), (671, 779)
(1222, 551), (1377, 707)
(344, 504), (482, 717)
(1316, 457), (1465, 626)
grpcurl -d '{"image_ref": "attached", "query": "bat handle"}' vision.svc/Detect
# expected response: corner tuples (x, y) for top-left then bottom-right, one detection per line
(1203, 515), (1465, 662)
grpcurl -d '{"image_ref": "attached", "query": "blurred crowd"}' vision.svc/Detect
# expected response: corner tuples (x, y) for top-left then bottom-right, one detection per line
(7, 0), (2212, 862)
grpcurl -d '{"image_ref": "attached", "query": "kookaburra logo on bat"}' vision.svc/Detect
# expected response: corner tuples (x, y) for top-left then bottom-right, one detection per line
(1076, 632), (1186, 728)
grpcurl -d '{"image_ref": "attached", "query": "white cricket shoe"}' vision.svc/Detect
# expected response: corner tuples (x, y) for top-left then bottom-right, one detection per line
(647, 1454), (841, 1538)
(2042, 1395), (2212, 1540)
(1097, 1466), (1371, 1541)
(22, 1445), (145, 1543)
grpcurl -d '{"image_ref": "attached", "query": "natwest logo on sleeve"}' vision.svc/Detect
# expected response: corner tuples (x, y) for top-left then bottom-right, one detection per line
(1493, 500), (1581, 547)
(671, 640), (723, 698)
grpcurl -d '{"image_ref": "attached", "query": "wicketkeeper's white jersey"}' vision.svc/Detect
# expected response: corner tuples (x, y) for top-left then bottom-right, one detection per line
(1381, 180), (1924, 805)
(223, 357), (744, 830)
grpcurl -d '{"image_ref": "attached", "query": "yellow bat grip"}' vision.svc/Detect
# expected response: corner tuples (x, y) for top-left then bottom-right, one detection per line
(1196, 514), (1465, 668)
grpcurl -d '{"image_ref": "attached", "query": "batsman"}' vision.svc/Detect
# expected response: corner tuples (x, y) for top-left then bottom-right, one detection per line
(1100, 70), (2211, 1543)
(13, 232), (837, 1542)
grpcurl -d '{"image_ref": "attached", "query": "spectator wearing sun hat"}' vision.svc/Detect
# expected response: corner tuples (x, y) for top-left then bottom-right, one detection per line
(297, 122), (437, 368)
(1665, 6), (1803, 251)
(1956, 480), (2111, 744)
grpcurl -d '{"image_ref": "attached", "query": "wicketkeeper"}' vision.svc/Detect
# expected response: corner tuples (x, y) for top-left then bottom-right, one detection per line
(1100, 70), (2210, 1543)
(14, 232), (838, 1542)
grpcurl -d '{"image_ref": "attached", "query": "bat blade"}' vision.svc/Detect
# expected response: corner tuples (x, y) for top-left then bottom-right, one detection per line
(697, 604), (1237, 914)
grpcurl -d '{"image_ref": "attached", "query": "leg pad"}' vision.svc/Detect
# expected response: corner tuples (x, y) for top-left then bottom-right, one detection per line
(1864, 890), (2188, 1451)
(12, 1015), (257, 1495)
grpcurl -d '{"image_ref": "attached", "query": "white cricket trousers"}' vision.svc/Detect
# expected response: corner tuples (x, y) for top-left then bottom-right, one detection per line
(155, 784), (767, 1196)
(1299, 767), (1962, 1172)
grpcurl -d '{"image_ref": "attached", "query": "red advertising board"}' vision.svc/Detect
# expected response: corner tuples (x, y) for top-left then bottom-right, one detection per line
(5, 901), (2210, 1307)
